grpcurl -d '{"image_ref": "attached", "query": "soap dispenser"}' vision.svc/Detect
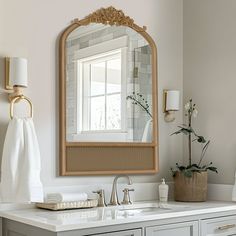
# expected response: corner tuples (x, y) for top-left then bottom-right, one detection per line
(232, 172), (236, 201)
(159, 178), (169, 202)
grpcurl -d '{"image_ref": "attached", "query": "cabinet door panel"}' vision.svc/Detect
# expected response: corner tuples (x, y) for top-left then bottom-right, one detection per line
(2, 219), (54, 236)
(146, 221), (198, 236)
(201, 215), (236, 236)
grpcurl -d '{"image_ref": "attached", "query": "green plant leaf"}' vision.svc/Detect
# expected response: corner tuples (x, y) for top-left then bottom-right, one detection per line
(184, 170), (193, 177)
(190, 164), (199, 168)
(180, 166), (187, 170)
(206, 166), (218, 173)
(171, 127), (192, 136)
(171, 168), (177, 177)
(197, 136), (206, 143)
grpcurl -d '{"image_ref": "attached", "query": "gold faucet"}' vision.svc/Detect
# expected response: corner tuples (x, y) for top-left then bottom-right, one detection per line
(109, 175), (132, 205)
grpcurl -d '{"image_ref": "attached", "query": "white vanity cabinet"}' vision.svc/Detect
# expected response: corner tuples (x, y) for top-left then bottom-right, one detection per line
(146, 221), (198, 236)
(3, 216), (236, 236)
(2, 204), (236, 236)
(201, 215), (236, 236)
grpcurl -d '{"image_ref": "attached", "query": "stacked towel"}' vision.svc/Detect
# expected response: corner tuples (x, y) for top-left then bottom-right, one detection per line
(45, 193), (88, 203)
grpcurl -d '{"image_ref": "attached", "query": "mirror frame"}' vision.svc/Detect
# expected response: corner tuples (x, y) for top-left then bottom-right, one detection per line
(59, 6), (158, 175)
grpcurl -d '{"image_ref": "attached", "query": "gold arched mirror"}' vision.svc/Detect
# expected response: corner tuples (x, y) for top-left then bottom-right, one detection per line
(59, 6), (158, 175)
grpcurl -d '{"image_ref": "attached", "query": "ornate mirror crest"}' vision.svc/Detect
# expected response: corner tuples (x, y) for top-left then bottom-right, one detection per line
(72, 6), (147, 32)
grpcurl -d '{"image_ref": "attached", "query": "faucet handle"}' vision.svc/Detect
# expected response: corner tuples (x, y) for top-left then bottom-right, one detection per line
(92, 189), (102, 194)
(121, 188), (134, 205)
(124, 188), (135, 193)
(93, 189), (107, 207)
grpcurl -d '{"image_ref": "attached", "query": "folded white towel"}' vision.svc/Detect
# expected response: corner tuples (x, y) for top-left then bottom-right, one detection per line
(0, 118), (44, 203)
(45, 193), (88, 203)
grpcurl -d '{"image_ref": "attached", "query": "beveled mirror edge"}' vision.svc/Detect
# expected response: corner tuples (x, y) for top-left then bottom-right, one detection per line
(59, 6), (159, 176)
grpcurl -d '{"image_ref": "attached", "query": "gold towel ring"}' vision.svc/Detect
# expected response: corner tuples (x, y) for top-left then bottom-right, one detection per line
(10, 95), (33, 119)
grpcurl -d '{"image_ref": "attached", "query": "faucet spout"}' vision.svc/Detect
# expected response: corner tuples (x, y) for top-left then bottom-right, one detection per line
(109, 175), (132, 205)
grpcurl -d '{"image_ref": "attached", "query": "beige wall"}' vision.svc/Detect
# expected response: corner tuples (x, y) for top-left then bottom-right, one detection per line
(0, 0), (183, 188)
(183, 0), (236, 184)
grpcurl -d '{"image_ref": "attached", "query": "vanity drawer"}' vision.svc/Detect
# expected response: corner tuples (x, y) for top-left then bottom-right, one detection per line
(146, 221), (198, 236)
(87, 229), (142, 236)
(201, 215), (236, 236)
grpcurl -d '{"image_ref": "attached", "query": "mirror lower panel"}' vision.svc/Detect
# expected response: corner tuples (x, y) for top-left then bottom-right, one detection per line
(60, 144), (158, 175)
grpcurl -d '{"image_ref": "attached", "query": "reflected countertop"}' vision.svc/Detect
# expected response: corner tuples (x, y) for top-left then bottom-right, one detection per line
(1, 201), (236, 232)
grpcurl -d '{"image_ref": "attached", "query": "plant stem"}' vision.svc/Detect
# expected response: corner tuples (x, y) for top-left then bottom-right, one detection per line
(127, 96), (152, 118)
(135, 99), (152, 118)
(188, 127), (191, 165)
(188, 102), (192, 166)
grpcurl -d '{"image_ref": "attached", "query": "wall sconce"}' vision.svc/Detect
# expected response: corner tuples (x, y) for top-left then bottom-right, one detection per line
(5, 57), (28, 100)
(163, 90), (180, 122)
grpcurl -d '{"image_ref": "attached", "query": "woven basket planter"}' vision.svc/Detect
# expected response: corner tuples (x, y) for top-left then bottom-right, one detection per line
(174, 171), (208, 202)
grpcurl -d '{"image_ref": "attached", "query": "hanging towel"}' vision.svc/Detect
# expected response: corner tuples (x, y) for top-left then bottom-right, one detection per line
(0, 117), (44, 203)
(45, 193), (88, 203)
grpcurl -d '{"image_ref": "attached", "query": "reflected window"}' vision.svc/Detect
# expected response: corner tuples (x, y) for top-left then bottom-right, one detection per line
(78, 50), (124, 132)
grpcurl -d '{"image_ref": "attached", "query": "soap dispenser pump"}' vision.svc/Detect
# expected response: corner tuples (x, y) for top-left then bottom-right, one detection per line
(159, 178), (169, 203)
(232, 172), (236, 201)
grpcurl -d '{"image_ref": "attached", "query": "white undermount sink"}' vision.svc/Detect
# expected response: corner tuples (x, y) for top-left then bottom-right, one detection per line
(117, 206), (169, 216)
(115, 202), (189, 216)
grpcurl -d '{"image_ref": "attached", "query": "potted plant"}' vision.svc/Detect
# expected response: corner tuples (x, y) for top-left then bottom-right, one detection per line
(171, 99), (217, 202)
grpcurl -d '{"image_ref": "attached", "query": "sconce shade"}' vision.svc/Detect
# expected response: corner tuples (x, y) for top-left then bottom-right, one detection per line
(9, 57), (28, 87)
(165, 90), (180, 111)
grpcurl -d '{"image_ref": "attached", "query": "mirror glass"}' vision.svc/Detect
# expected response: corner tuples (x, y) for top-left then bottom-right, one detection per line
(66, 23), (153, 143)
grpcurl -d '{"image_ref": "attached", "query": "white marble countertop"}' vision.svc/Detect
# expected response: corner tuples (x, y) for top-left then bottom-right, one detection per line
(1, 201), (236, 232)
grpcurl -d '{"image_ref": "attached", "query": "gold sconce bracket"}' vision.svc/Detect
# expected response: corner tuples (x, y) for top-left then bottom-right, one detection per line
(4, 57), (33, 119)
(5, 57), (12, 90)
(163, 89), (168, 113)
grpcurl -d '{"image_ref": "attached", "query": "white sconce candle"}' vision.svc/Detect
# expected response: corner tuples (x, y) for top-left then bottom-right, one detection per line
(163, 90), (180, 122)
(166, 90), (180, 111)
(5, 57), (28, 100)
(9, 57), (28, 87)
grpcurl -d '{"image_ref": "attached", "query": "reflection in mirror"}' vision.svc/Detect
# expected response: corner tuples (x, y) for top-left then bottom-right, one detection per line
(66, 23), (152, 143)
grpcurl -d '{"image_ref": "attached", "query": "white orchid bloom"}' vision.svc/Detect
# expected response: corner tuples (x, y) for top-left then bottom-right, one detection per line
(193, 109), (198, 118)
(184, 102), (190, 111)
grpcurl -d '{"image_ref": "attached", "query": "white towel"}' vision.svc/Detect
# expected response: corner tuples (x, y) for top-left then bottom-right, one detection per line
(45, 193), (88, 203)
(0, 118), (44, 203)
